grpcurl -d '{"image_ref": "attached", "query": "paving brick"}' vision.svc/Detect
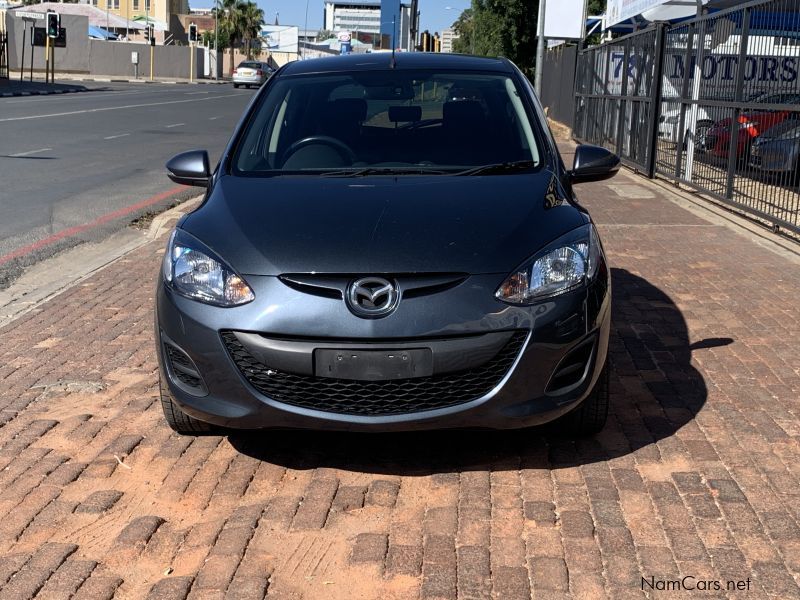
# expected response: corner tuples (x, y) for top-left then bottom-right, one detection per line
(330, 485), (366, 513)
(350, 532), (388, 564)
(0, 543), (77, 600)
(365, 479), (400, 508)
(35, 560), (97, 600)
(559, 510), (595, 538)
(291, 476), (338, 530)
(530, 557), (568, 591)
(75, 490), (124, 514)
(72, 573), (124, 600)
(523, 501), (556, 525)
(146, 576), (194, 600)
(386, 544), (423, 577)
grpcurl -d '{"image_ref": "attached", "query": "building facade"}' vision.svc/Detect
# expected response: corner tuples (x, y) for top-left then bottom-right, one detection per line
(322, 1), (415, 51)
(82, 0), (187, 38)
(441, 28), (458, 53)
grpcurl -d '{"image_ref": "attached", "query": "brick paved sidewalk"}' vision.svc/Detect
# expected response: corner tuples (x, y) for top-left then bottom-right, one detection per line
(0, 140), (799, 599)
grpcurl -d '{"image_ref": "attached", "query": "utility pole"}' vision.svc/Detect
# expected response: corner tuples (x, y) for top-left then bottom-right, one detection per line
(534, 0), (546, 95)
(302, 0), (309, 59)
(214, 1), (218, 79)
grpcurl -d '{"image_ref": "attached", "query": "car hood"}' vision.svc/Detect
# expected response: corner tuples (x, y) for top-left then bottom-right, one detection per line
(180, 172), (586, 276)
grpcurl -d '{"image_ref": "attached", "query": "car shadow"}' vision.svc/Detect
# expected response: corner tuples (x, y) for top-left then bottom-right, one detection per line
(229, 268), (728, 474)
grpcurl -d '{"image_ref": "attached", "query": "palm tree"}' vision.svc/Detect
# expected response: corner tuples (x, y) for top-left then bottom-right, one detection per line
(216, 0), (246, 76)
(241, 2), (265, 59)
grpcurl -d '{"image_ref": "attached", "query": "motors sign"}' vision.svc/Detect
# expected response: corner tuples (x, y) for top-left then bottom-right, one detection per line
(606, 47), (800, 97)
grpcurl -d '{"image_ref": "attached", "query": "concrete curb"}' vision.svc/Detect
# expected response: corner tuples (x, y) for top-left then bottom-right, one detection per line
(0, 87), (90, 98)
(2, 77), (230, 96)
(0, 196), (202, 330)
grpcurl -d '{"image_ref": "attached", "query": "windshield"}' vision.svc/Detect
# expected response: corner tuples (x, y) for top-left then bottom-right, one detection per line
(238, 62), (262, 69)
(232, 70), (542, 175)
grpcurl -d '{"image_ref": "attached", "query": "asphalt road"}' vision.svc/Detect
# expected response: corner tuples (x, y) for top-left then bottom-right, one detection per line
(0, 82), (255, 285)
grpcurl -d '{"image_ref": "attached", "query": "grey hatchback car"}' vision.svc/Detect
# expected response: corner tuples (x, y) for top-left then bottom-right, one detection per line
(157, 53), (620, 437)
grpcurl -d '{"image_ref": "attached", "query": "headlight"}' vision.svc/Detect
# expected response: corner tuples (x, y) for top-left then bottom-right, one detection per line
(162, 230), (255, 307)
(496, 225), (602, 304)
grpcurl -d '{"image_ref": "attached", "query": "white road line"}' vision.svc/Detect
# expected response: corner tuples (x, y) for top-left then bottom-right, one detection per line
(186, 91), (210, 95)
(165, 123), (185, 128)
(104, 133), (130, 140)
(9, 148), (52, 157)
(0, 93), (242, 123)
(209, 116), (220, 120)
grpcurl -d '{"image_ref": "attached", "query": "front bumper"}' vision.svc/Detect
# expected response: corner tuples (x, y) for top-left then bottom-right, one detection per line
(155, 268), (611, 431)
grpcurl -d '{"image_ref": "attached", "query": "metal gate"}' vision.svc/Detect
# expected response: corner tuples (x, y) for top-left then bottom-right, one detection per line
(655, 0), (800, 235)
(574, 25), (666, 176)
(573, 0), (800, 237)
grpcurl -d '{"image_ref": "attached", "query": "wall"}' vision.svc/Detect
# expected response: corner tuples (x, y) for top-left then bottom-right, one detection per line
(88, 39), (204, 79)
(540, 44), (578, 130)
(219, 48), (298, 76)
(5, 13), (90, 73)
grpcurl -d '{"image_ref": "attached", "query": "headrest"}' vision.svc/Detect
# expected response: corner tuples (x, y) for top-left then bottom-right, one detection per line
(389, 106), (422, 123)
(443, 101), (485, 125)
(327, 98), (368, 123)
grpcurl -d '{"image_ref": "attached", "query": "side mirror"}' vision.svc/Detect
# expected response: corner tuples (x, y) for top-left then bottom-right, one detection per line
(568, 144), (621, 184)
(166, 150), (211, 187)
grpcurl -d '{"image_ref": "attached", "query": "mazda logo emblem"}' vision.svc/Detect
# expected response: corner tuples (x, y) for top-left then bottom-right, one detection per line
(346, 277), (398, 318)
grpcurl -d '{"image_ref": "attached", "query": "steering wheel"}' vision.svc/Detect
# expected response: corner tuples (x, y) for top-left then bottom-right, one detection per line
(281, 136), (358, 167)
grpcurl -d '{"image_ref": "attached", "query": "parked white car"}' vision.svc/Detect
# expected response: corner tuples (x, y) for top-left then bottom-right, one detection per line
(232, 61), (273, 89)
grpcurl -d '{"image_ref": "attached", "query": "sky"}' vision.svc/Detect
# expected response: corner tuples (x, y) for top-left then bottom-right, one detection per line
(190, 0), (467, 35)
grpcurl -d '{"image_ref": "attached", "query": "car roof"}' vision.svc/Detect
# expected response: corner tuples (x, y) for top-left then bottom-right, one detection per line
(280, 52), (514, 76)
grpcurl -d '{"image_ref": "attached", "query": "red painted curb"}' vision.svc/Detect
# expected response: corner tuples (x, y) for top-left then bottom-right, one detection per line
(0, 185), (186, 268)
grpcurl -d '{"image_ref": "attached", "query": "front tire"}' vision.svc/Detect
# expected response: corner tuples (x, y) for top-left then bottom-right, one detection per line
(160, 377), (214, 435)
(233, 83), (240, 88)
(559, 362), (610, 437)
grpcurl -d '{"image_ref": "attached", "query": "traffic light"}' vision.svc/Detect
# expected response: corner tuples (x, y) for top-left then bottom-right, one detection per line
(145, 24), (155, 45)
(46, 12), (60, 39)
(188, 23), (198, 43)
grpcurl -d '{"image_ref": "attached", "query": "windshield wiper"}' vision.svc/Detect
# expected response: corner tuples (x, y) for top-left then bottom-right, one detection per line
(321, 167), (451, 178)
(455, 160), (538, 176)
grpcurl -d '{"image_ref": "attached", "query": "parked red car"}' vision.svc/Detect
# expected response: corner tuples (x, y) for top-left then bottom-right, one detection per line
(700, 92), (800, 160)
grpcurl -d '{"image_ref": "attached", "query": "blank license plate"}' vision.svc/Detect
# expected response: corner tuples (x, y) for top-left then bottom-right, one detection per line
(315, 348), (433, 381)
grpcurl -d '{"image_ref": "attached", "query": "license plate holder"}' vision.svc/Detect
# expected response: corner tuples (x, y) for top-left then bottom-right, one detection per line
(315, 348), (433, 381)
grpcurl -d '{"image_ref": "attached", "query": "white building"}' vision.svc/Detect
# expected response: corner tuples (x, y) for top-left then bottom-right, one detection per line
(322, 1), (415, 51)
(441, 28), (458, 53)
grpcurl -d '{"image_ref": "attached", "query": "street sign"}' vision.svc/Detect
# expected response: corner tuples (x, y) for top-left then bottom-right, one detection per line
(544, 0), (587, 40)
(15, 11), (45, 20)
(131, 51), (139, 64)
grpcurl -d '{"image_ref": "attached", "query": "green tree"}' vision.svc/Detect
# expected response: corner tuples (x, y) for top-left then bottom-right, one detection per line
(451, 1), (539, 75)
(241, 1), (265, 59)
(202, 28), (230, 51)
(216, 0), (246, 75)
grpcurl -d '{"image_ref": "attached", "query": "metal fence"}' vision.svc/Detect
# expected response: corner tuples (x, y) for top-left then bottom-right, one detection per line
(574, 0), (800, 236)
(574, 25), (666, 176)
(0, 32), (8, 80)
(541, 44), (579, 130)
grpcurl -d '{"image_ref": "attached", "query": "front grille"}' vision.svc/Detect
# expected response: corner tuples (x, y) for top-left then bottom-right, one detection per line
(221, 331), (527, 416)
